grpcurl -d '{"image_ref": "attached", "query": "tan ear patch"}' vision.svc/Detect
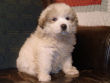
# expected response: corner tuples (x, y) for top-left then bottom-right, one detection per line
(38, 14), (47, 29)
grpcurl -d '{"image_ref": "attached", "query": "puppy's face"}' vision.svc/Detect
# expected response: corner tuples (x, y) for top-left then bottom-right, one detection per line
(38, 3), (78, 35)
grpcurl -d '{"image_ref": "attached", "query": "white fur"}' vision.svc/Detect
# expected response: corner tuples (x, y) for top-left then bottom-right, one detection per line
(16, 3), (79, 82)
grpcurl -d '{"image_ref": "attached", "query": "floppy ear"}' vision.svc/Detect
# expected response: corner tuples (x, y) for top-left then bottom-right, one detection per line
(71, 8), (78, 26)
(38, 7), (51, 29)
(38, 13), (46, 29)
(38, 4), (54, 29)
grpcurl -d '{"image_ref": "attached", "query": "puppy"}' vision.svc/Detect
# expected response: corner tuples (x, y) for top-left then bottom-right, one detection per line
(16, 3), (79, 82)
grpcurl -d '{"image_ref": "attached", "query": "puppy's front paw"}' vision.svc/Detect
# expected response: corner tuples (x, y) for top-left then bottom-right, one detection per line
(38, 73), (51, 82)
(64, 67), (79, 77)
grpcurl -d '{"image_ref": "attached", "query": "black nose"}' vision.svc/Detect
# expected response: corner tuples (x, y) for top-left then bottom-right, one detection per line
(61, 24), (67, 31)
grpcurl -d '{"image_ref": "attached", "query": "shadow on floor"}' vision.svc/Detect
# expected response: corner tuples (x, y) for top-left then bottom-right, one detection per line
(0, 69), (110, 83)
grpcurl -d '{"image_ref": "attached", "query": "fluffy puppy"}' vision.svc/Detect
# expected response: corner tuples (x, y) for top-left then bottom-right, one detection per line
(16, 3), (79, 82)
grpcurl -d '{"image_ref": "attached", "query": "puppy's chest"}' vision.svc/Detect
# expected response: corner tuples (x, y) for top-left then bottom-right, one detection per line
(44, 36), (75, 53)
(50, 43), (73, 73)
(54, 41), (74, 53)
(51, 50), (64, 73)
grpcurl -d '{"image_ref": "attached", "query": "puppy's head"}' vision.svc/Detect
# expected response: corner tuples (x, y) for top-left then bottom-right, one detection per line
(38, 3), (78, 35)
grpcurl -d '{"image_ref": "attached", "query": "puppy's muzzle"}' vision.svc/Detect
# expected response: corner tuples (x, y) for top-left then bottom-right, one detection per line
(61, 24), (67, 31)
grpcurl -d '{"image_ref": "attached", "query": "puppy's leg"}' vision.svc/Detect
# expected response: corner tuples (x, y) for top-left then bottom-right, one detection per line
(62, 55), (79, 77)
(37, 53), (52, 82)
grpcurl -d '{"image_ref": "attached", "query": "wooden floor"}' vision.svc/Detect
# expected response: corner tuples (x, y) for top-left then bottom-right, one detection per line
(0, 69), (110, 83)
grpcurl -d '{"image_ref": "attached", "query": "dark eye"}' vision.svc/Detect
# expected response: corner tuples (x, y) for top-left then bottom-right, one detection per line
(52, 17), (57, 21)
(66, 17), (70, 20)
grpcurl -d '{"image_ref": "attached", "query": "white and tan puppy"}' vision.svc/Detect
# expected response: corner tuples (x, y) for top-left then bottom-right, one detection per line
(16, 3), (79, 82)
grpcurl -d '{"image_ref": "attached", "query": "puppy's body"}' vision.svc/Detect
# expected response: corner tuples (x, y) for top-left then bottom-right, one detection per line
(17, 3), (79, 82)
